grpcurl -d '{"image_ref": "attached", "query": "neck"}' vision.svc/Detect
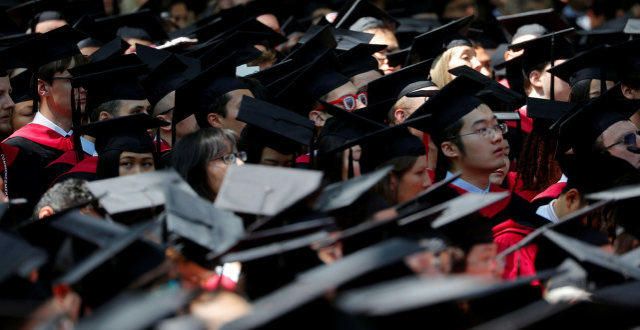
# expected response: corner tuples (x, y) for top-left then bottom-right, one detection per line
(39, 98), (72, 132)
(452, 163), (491, 190)
(527, 88), (545, 99)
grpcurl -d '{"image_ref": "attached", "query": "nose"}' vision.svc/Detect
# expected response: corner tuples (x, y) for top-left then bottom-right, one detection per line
(470, 57), (482, 72)
(491, 128), (504, 143)
(355, 99), (366, 110)
(235, 158), (245, 166)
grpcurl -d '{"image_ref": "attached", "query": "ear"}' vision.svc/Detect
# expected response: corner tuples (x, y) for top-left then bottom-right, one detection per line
(621, 83), (640, 100)
(308, 110), (326, 127)
(393, 108), (406, 124)
(98, 111), (112, 121)
(37, 79), (49, 97)
(529, 70), (543, 89)
(440, 141), (460, 159)
(564, 188), (583, 212)
(38, 206), (55, 219)
(207, 112), (223, 128)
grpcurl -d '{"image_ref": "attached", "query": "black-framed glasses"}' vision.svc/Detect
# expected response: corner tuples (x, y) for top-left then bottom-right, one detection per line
(605, 131), (640, 150)
(454, 123), (508, 140)
(214, 151), (247, 165)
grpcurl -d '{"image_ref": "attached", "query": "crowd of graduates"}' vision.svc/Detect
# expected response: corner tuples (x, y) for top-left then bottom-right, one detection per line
(4, 0), (640, 329)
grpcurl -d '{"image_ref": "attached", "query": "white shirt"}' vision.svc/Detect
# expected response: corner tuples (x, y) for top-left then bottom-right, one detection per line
(536, 199), (561, 224)
(446, 171), (491, 194)
(31, 112), (72, 137)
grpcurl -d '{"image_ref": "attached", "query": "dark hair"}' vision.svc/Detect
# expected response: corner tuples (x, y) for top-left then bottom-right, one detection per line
(96, 136), (158, 179)
(374, 156), (419, 205)
(172, 128), (237, 201)
(89, 100), (120, 123)
(36, 54), (87, 83)
(434, 119), (465, 181)
(569, 79), (593, 104)
(34, 178), (94, 218)
(194, 78), (268, 128)
(515, 122), (562, 192)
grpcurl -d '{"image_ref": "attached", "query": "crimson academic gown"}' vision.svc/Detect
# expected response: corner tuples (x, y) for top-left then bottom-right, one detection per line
(442, 182), (547, 279)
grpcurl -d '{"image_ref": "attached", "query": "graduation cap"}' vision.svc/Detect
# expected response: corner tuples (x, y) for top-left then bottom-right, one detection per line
(406, 74), (487, 140)
(165, 185), (244, 268)
(547, 45), (620, 87)
(449, 65), (526, 112)
(75, 9), (168, 44)
(624, 18), (640, 35)
(220, 237), (424, 330)
(386, 47), (409, 67)
(221, 231), (329, 264)
(246, 58), (296, 86)
(576, 28), (630, 51)
(526, 97), (573, 123)
(497, 8), (569, 39)
(333, 0), (399, 30)
(508, 28), (575, 75)
(191, 31), (272, 68)
(0, 231), (47, 283)
(407, 15), (474, 65)
(86, 169), (196, 215)
(283, 25), (337, 64)
(558, 83), (640, 155)
(237, 96), (315, 160)
(299, 25), (375, 51)
(68, 56), (149, 112)
(6, 0), (65, 31)
(337, 42), (385, 78)
(8, 25), (85, 70)
(395, 17), (440, 49)
(87, 37), (130, 63)
(9, 69), (32, 103)
(214, 164), (324, 216)
(75, 286), (197, 330)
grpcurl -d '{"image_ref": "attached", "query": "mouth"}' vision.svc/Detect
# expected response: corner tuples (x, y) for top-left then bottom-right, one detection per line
(493, 147), (505, 156)
(493, 169), (504, 175)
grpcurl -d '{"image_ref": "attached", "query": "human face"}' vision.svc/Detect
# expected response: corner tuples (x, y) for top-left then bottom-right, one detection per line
(170, 2), (193, 29)
(454, 105), (507, 174)
(601, 120), (640, 169)
(489, 141), (510, 185)
(588, 79), (615, 99)
(0, 77), (14, 136)
(465, 242), (502, 278)
(206, 145), (245, 200)
(396, 155), (431, 203)
(541, 60), (571, 102)
(448, 45), (482, 73)
(221, 89), (254, 136)
(11, 100), (34, 131)
(367, 28), (399, 75)
(324, 82), (365, 111)
(474, 46), (492, 77)
(45, 62), (85, 118)
(341, 145), (362, 180)
(176, 114), (199, 140)
(79, 46), (100, 57)
(118, 151), (155, 176)
(116, 99), (151, 117)
(260, 146), (294, 167)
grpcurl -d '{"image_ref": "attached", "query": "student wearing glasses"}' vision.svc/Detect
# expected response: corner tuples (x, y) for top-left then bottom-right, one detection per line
(172, 128), (245, 202)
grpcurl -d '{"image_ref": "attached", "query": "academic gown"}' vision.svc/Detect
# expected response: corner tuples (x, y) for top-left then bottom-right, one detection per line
(51, 155), (98, 184)
(439, 182), (547, 279)
(0, 143), (46, 223)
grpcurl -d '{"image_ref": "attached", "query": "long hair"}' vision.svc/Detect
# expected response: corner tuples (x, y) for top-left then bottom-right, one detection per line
(515, 121), (562, 192)
(374, 156), (419, 206)
(430, 48), (456, 88)
(172, 128), (237, 201)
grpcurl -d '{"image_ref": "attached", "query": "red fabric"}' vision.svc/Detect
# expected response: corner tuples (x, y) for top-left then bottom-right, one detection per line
(66, 156), (97, 175)
(422, 132), (431, 166)
(448, 182), (537, 279)
(531, 182), (566, 203)
(296, 153), (310, 164)
(201, 273), (237, 291)
(506, 171), (541, 202)
(47, 149), (80, 167)
(156, 138), (171, 153)
(493, 219), (537, 279)
(517, 106), (533, 134)
(5, 123), (74, 152)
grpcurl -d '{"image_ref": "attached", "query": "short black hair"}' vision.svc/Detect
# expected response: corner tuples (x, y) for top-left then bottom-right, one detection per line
(89, 100), (120, 123)
(434, 118), (465, 180)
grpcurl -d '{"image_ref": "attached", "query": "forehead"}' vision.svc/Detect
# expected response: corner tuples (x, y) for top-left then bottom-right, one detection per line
(603, 120), (636, 138)
(328, 81), (358, 98)
(461, 104), (495, 126)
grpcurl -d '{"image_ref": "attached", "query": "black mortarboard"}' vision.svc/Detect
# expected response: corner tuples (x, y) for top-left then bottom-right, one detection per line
(75, 9), (168, 43)
(300, 25), (375, 51)
(214, 164), (324, 216)
(576, 28), (630, 51)
(333, 0), (399, 30)
(497, 8), (569, 38)
(386, 47), (409, 67)
(508, 28), (575, 74)
(246, 58), (296, 86)
(165, 185), (244, 268)
(221, 231), (329, 264)
(9, 69), (32, 103)
(407, 15), (474, 65)
(283, 25), (337, 64)
(273, 50), (350, 114)
(395, 17), (440, 49)
(313, 165), (392, 213)
(449, 65), (526, 112)
(69, 56), (149, 111)
(237, 96), (315, 155)
(4, 0), (103, 32)
(88, 37), (129, 63)
(221, 237), (424, 330)
(547, 45), (620, 86)
(137, 45), (201, 110)
(526, 97), (573, 122)
(190, 31), (273, 69)
(406, 75), (487, 140)
(75, 286), (197, 330)
(85, 169), (194, 215)
(558, 84), (640, 154)
(337, 42), (385, 78)
(8, 25), (85, 70)
(0, 230), (47, 283)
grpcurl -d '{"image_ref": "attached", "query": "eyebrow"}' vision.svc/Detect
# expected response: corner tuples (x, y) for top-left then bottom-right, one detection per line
(471, 115), (497, 126)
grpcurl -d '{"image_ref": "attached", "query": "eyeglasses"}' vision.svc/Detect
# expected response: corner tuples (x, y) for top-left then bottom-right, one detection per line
(214, 151), (247, 165)
(454, 123), (508, 140)
(605, 131), (640, 150)
(328, 92), (368, 111)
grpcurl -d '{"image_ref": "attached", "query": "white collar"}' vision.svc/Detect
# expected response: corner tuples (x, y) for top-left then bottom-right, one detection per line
(536, 200), (560, 224)
(31, 112), (72, 137)
(446, 171), (491, 194)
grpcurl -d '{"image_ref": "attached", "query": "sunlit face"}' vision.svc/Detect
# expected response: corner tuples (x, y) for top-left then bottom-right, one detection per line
(396, 155), (431, 203)
(367, 28), (399, 75)
(448, 45), (482, 73)
(118, 151), (155, 176)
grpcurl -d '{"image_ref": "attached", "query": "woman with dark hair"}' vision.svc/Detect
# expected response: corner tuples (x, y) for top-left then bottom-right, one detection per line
(375, 154), (431, 206)
(172, 128), (244, 202)
(79, 114), (168, 179)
